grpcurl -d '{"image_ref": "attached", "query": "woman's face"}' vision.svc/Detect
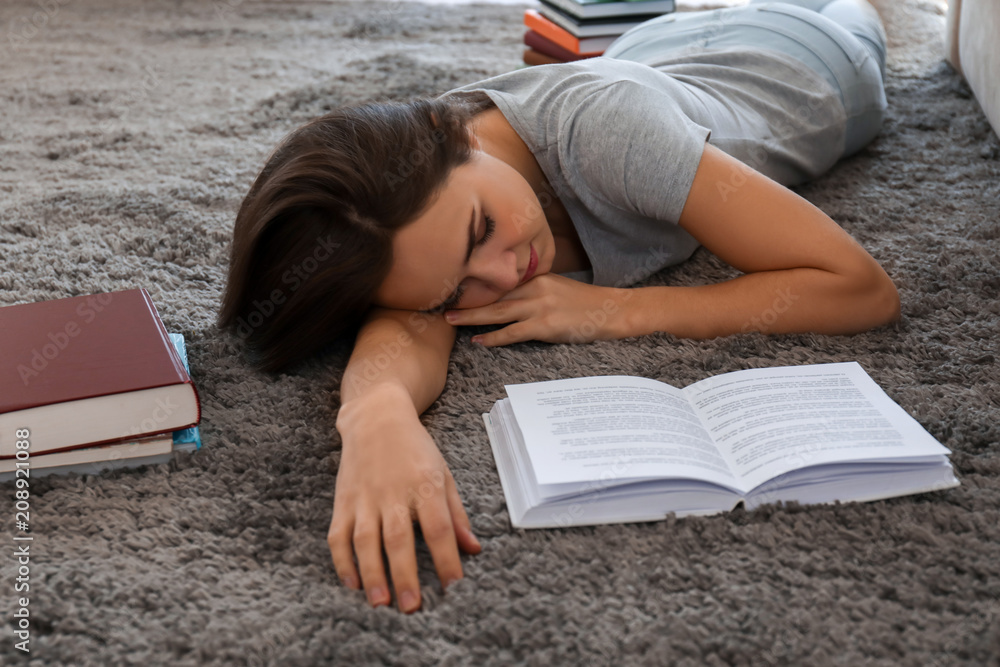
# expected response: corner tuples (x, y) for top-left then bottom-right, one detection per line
(373, 149), (555, 312)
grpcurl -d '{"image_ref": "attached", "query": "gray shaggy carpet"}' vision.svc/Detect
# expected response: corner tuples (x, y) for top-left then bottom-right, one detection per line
(1, 0), (998, 664)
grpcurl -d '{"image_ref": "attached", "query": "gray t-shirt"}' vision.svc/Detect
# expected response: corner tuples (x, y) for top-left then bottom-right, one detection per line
(440, 49), (846, 287)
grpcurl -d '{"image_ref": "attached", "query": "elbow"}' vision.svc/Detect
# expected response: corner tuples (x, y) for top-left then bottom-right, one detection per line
(818, 251), (900, 334)
(849, 262), (901, 331)
(871, 273), (901, 327)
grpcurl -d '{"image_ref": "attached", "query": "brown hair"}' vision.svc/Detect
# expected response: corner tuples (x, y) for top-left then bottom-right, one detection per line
(218, 90), (496, 372)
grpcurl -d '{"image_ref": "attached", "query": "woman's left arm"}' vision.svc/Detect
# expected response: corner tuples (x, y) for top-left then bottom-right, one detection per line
(621, 143), (900, 338)
(446, 143), (900, 344)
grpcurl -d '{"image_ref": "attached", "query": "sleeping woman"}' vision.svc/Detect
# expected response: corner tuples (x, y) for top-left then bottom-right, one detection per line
(218, 0), (898, 613)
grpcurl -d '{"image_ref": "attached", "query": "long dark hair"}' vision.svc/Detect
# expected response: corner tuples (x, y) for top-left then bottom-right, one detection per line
(218, 91), (496, 372)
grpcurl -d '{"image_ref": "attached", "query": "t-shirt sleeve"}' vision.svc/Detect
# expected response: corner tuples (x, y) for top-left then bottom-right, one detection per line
(559, 79), (711, 224)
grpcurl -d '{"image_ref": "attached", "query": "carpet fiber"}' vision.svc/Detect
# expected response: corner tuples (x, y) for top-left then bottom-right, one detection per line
(1, 0), (998, 664)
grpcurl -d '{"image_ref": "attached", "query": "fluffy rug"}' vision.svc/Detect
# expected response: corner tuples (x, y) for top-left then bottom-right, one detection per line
(1, 0), (998, 664)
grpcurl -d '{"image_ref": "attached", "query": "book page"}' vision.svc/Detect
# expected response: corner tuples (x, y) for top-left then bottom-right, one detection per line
(504, 375), (739, 489)
(684, 362), (950, 491)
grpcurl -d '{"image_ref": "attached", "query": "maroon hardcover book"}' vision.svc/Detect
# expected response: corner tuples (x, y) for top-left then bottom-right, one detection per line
(0, 289), (201, 457)
(524, 29), (596, 61)
(524, 47), (563, 67)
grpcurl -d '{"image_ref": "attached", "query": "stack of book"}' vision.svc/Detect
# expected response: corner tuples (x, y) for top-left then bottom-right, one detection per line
(523, 0), (676, 66)
(0, 289), (202, 480)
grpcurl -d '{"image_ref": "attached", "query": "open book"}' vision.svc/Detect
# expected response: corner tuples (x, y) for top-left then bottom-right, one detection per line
(482, 362), (959, 529)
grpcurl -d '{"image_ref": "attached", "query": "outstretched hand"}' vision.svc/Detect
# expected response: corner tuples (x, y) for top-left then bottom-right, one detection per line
(328, 403), (481, 613)
(444, 273), (630, 346)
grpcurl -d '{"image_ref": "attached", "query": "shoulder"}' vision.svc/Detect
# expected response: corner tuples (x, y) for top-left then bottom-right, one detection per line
(440, 58), (673, 106)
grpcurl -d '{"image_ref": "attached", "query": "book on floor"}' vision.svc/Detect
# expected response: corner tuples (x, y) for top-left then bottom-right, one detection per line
(482, 362), (960, 529)
(543, 0), (675, 20)
(524, 9), (620, 55)
(0, 332), (203, 480)
(524, 47), (564, 67)
(539, 1), (666, 37)
(167, 332), (202, 455)
(524, 30), (595, 62)
(0, 433), (175, 479)
(0, 289), (201, 458)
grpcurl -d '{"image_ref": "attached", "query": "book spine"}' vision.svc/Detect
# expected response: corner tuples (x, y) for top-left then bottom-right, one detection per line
(141, 290), (202, 425)
(525, 10), (611, 55)
(141, 289), (188, 381)
(524, 9), (579, 52)
(169, 333), (202, 451)
(523, 48), (563, 67)
(524, 30), (589, 62)
(541, 0), (666, 29)
(545, 0), (675, 20)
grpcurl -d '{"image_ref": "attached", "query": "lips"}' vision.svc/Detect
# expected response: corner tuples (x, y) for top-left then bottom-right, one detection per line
(521, 244), (538, 284)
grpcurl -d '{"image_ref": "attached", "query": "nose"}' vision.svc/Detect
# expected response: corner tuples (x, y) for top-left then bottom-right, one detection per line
(470, 247), (520, 293)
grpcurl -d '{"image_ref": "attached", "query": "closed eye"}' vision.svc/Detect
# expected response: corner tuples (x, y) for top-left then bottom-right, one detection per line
(478, 214), (495, 246)
(428, 213), (496, 314)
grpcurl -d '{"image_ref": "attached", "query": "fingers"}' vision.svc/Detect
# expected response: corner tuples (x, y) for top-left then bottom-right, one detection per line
(329, 491), (477, 613)
(445, 471), (482, 555)
(414, 496), (465, 593)
(382, 502), (422, 613)
(328, 508), (360, 591)
(445, 298), (524, 327)
(352, 509), (393, 608)
(328, 463), (482, 613)
(413, 471), (483, 598)
(471, 321), (536, 347)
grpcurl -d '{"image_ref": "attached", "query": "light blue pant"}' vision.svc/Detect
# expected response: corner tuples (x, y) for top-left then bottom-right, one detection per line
(602, 0), (888, 157)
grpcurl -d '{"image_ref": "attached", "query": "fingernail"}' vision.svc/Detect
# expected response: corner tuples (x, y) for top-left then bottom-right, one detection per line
(369, 586), (387, 606)
(399, 590), (419, 612)
(471, 336), (482, 345)
(342, 575), (358, 590)
(445, 312), (456, 322)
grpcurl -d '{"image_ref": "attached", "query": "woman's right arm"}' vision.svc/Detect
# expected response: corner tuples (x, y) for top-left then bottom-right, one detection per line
(328, 306), (481, 613)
